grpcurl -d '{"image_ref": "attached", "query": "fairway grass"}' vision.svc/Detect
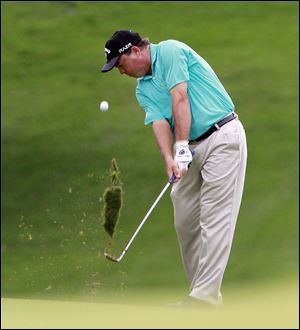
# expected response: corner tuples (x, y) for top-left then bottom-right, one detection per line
(2, 279), (298, 329)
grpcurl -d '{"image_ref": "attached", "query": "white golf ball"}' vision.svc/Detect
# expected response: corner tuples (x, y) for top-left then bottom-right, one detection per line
(100, 101), (109, 111)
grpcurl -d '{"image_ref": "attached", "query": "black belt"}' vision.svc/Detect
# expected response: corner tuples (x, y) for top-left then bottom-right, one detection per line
(189, 113), (237, 143)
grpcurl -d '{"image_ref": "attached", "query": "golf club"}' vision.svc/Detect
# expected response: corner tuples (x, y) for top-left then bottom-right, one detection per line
(104, 174), (177, 263)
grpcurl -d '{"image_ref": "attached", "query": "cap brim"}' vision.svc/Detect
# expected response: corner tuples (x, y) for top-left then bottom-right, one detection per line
(101, 56), (119, 73)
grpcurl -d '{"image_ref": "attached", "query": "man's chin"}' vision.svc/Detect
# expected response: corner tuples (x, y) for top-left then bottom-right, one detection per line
(129, 73), (143, 78)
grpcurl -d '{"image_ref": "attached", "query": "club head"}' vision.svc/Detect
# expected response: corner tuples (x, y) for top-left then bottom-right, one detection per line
(104, 252), (120, 263)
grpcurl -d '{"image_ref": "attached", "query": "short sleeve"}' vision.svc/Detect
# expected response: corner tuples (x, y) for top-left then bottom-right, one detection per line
(136, 91), (164, 125)
(160, 41), (189, 90)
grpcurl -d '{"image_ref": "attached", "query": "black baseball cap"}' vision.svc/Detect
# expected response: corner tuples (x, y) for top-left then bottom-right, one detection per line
(101, 30), (142, 73)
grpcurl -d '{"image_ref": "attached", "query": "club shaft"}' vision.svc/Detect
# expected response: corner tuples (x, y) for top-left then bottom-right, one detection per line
(119, 181), (171, 259)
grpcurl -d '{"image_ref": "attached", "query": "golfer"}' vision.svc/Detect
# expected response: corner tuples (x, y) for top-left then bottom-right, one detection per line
(101, 30), (247, 306)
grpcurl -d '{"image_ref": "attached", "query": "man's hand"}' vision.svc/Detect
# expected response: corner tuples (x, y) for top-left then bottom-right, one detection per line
(174, 140), (193, 176)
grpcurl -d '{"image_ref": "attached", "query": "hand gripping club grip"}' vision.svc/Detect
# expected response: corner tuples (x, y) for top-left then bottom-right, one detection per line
(168, 174), (177, 184)
(169, 148), (195, 183)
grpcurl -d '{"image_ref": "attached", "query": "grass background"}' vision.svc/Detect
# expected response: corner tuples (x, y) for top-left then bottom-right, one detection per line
(2, 278), (299, 329)
(1, 0), (299, 303)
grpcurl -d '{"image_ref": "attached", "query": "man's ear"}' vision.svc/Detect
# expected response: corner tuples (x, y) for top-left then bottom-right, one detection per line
(131, 46), (141, 55)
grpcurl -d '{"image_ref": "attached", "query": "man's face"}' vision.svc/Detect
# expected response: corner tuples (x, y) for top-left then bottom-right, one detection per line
(116, 47), (149, 78)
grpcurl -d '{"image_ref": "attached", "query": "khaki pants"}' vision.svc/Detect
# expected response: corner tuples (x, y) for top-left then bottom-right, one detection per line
(171, 117), (247, 305)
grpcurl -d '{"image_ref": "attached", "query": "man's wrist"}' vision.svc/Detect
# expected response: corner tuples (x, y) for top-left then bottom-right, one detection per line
(175, 140), (189, 148)
(164, 153), (174, 163)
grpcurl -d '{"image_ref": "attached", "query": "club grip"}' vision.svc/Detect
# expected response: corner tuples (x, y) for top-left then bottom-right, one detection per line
(168, 174), (177, 184)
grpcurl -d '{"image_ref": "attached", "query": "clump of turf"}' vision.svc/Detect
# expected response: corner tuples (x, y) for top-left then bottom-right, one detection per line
(101, 158), (123, 238)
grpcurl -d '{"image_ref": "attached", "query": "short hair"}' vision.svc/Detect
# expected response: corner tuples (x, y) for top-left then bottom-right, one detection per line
(119, 38), (150, 62)
(136, 38), (150, 48)
(126, 38), (150, 54)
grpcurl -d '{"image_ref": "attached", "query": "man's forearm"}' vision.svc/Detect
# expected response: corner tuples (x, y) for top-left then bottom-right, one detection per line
(172, 99), (191, 142)
(152, 119), (191, 179)
(152, 119), (183, 178)
(171, 83), (191, 142)
(152, 119), (174, 163)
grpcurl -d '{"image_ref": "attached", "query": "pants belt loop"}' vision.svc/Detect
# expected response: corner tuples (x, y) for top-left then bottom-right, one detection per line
(214, 123), (221, 130)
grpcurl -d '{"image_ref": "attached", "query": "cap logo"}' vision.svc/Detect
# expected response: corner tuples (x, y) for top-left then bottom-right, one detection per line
(119, 42), (132, 54)
(105, 47), (111, 59)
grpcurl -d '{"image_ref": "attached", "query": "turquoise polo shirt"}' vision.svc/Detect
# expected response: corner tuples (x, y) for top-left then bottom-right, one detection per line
(136, 40), (234, 140)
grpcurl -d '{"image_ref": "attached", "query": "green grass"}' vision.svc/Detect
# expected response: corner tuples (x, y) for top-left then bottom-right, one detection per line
(1, 278), (299, 329)
(1, 1), (299, 300)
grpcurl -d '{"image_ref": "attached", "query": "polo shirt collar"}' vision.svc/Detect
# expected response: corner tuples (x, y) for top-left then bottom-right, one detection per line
(138, 43), (158, 81)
